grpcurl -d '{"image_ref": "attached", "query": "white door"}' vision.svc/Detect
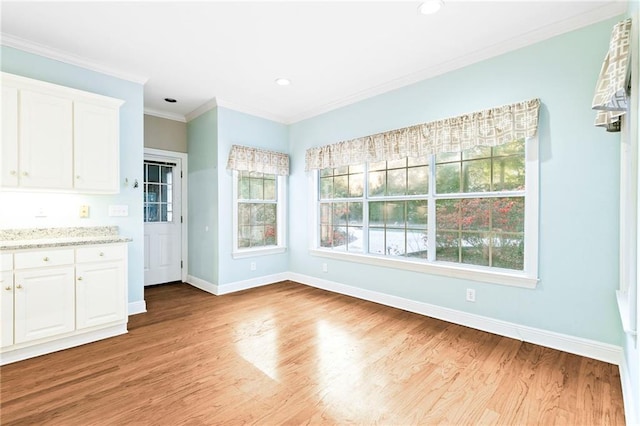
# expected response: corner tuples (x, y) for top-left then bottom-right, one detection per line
(1, 85), (19, 187)
(14, 267), (75, 344)
(19, 89), (73, 189)
(76, 261), (126, 329)
(73, 101), (120, 192)
(0, 271), (14, 348)
(143, 157), (182, 286)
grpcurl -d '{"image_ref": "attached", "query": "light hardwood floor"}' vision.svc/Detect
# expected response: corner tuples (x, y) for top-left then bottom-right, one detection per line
(0, 281), (625, 425)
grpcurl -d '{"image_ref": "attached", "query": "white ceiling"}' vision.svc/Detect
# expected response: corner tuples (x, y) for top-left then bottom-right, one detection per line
(0, 1), (627, 124)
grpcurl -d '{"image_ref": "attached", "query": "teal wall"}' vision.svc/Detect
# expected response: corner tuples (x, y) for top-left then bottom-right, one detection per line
(0, 46), (145, 305)
(216, 107), (289, 285)
(623, 2), (639, 418)
(187, 109), (219, 284)
(288, 17), (622, 344)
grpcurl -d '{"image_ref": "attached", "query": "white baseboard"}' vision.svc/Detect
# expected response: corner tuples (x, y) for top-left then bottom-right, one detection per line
(128, 300), (147, 316)
(620, 359), (639, 426)
(216, 272), (290, 295)
(288, 272), (623, 365)
(186, 273), (289, 296)
(186, 274), (217, 295)
(0, 324), (127, 366)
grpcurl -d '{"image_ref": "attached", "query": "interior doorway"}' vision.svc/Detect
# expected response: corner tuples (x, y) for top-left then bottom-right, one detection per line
(143, 149), (188, 286)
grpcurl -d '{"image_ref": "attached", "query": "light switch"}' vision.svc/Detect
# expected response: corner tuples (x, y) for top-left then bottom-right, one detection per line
(79, 205), (90, 218)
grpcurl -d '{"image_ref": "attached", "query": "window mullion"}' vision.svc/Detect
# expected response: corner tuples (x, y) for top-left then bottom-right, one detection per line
(427, 154), (437, 262)
(362, 163), (370, 254)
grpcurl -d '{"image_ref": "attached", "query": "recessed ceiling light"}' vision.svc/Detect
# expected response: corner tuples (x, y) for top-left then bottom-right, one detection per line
(164, 97), (177, 103)
(418, 0), (443, 15)
(275, 78), (291, 86)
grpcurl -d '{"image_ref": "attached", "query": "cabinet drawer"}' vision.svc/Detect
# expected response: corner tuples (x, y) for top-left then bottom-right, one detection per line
(14, 249), (74, 269)
(76, 245), (125, 263)
(1, 254), (12, 271)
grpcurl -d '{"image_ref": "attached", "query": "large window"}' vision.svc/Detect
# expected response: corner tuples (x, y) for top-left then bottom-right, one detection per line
(233, 170), (286, 257)
(315, 139), (537, 286)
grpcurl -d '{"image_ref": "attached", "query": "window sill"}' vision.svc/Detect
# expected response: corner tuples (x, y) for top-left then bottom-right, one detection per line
(309, 249), (538, 288)
(232, 246), (287, 259)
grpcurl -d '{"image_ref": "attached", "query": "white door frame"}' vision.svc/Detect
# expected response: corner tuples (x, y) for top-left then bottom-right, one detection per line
(144, 147), (188, 283)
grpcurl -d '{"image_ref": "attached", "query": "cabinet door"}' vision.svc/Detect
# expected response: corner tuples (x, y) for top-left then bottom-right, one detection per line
(14, 267), (75, 344)
(19, 90), (73, 189)
(0, 271), (14, 348)
(74, 101), (119, 192)
(76, 261), (126, 330)
(1, 86), (19, 187)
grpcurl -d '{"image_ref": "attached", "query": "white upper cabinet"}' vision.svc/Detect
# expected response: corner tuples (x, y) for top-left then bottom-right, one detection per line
(74, 101), (120, 192)
(1, 86), (19, 187)
(0, 72), (124, 193)
(20, 90), (73, 189)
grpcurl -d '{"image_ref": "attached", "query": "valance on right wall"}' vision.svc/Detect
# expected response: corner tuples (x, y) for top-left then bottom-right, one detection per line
(592, 18), (633, 132)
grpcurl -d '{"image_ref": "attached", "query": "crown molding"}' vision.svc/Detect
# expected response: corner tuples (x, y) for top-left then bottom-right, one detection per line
(215, 98), (289, 124)
(287, 2), (627, 124)
(144, 108), (186, 123)
(1, 32), (149, 85)
(185, 99), (219, 122)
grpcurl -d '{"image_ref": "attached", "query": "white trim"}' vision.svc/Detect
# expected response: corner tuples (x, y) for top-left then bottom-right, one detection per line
(185, 272), (289, 296)
(144, 148), (189, 284)
(214, 97), (289, 125)
(232, 171), (287, 258)
(1, 33), (148, 85)
(185, 99), (218, 122)
(310, 137), (539, 289)
(128, 300), (147, 316)
(215, 272), (289, 295)
(620, 358), (639, 426)
(285, 3), (627, 124)
(0, 324), (127, 366)
(144, 108), (186, 123)
(232, 247), (287, 259)
(186, 274), (217, 295)
(287, 272), (621, 364)
(309, 248), (538, 288)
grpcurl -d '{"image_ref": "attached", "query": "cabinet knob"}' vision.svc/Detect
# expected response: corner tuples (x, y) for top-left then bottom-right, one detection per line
(43, 257), (49, 262)
(77, 277), (83, 281)
(99, 252), (104, 257)
(22, 171), (28, 176)
(16, 284), (23, 289)
(4, 286), (11, 291)
(76, 175), (81, 180)
(9, 170), (17, 176)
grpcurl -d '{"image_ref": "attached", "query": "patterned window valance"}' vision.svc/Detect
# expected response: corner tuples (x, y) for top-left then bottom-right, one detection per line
(592, 18), (632, 132)
(305, 98), (541, 171)
(226, 145), (289, 176)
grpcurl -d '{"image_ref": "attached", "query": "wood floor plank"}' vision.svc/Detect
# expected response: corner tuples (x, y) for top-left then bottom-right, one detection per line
(0, 281), (625, 425)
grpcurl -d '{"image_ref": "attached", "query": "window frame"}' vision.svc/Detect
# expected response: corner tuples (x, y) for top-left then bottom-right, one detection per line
(310, 136), (539, 288)
(232, 170), (287, 259)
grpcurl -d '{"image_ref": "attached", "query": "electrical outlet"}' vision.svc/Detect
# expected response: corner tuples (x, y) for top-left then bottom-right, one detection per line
(466, 288), (476, 302)
(250, 262), (256, 271)
(79, 205), (90, 218)
(322, 263), (328, 273)
(108, 205), (129, 217)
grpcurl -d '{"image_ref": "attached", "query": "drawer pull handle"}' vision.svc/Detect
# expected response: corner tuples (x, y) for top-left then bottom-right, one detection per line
(5, 286), (11, 291)
(16, 284), (23, 289)
(77, 277), (83, 281)
(99, 252), (104, 257)
(43, 257), (49, 262)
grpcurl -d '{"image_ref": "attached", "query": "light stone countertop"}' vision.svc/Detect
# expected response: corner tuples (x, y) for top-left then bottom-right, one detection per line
(0, 226), (132, 251)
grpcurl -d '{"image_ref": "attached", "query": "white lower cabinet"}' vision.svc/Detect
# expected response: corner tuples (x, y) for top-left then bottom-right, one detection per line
(0, 244), (128, 364)
(14, 267), (75, 344)
(76, 245), (126, 329)
(0, 268), (14, 349)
